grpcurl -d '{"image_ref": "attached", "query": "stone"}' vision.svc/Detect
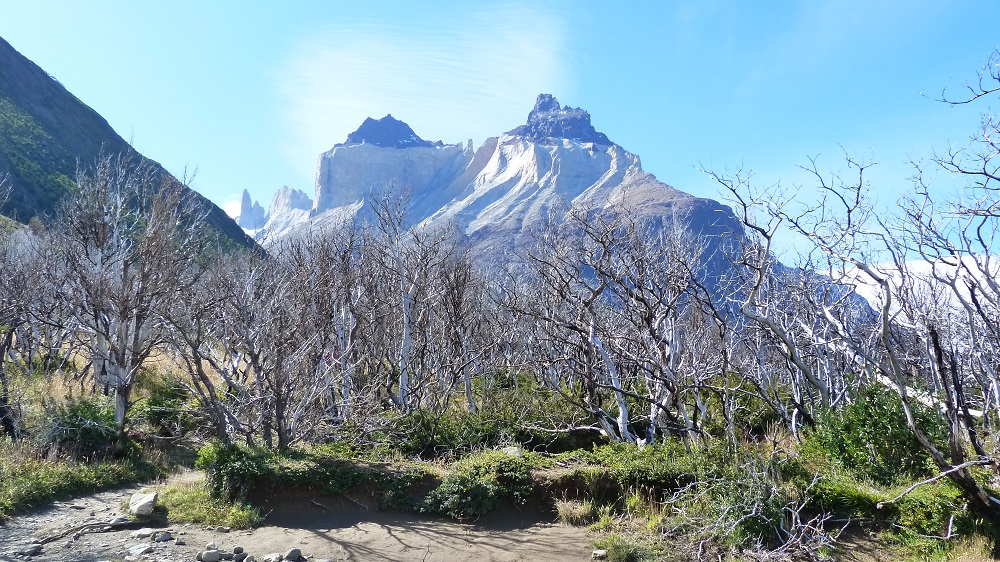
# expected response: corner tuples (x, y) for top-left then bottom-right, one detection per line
(216, 526), (231, 533)
(206, 542), (218, 550)
(233, 553), (248, 562)
(283, 548), (302, 561)
(17, 544), (42, 556)
(221, 552), (235, 560)
(261, 553), (283, 562)
(201, 550), (223, 562)
(175, 538), (186, 546)
(501, 446), (523, 457)
(593, 549), (608, 560)
(233, 546), (244, 554)
(127, 543), (153, 557)
(244, 557), (256, 562)
(154, 531), (173, 542)
(109, 515), (131, 526)
(127, 489), (158, 516)
(131, 528), (155, 539)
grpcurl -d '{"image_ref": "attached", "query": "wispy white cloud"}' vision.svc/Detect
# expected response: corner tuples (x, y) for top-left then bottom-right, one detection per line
(275, 6), (572, 192)
(222, 195), (242, 219)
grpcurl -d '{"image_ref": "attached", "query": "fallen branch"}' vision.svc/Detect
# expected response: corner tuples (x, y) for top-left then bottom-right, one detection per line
(342, 494), (370, 511)
(877, 459), (992, 509)
(35, 519), (136, 544)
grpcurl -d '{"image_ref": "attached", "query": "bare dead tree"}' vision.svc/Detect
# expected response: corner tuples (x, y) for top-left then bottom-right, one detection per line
(48, 152), (206, 437)
(707, 144), (1000, 531)
(507, 202), (728, 444)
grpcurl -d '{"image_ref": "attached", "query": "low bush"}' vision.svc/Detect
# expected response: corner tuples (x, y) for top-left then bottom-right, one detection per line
(195, 442), (431, 511)
(195, 442), (271, 501)
(421, 449), (538, 519)
(562, 440), (719, 491)
(41, 397), (120, 460)
(814, 384), (946, 486)
(390, 373), (601, 458)
(132, 369), (195, 437)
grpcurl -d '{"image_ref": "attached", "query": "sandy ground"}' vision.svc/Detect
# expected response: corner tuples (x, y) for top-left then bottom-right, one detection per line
(0, 472), (594, 562)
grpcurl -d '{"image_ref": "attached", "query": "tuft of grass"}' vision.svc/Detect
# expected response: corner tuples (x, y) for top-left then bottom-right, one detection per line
(594, 532), (661, 562)
(155, 481), (262, 529)
(0, 438), (162, 521)
(590, 503), (618, 532)
(555, 498), (595, 526)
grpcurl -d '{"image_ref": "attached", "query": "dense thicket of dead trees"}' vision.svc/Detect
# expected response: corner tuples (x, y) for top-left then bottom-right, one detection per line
(1, 46), (999, 542)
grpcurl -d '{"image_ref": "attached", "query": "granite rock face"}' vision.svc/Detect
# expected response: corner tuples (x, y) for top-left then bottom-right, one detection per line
(237, 189), (268, 230)
(313, 141), (471, 214)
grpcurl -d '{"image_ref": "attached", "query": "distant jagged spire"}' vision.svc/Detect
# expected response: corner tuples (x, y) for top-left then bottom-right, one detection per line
(236, 189), (268, 229)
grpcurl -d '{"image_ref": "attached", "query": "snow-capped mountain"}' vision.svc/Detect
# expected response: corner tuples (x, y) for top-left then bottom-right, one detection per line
(252, 94), (743, 261)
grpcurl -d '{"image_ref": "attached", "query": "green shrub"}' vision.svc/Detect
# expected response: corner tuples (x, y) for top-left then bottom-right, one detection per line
(422, 449), (537, 519)
(570, 440), (717, 490)
(43, 397), (119, 460)
(806, 472), (882, 517)
(195, 442), (270, 501)
(814, 384), (946, 486)
(391, 373), (600, 458)
(132, 369), (194, 437)
(894, 480), (974, 538)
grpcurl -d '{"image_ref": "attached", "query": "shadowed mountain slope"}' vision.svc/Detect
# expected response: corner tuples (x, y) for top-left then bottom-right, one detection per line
(0, 35), (255, 250)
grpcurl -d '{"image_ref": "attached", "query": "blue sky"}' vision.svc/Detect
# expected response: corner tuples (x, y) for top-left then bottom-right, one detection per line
(1, 1), (997, 223)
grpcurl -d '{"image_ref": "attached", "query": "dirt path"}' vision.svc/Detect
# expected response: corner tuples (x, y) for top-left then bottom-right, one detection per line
(0, 472), (595, 562)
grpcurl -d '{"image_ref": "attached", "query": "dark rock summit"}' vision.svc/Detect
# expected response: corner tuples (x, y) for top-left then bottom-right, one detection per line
(341, 114), (443, 149)
(508, 94), (612, 145)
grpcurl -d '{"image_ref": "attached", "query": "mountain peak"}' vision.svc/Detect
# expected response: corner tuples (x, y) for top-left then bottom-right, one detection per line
(341, 114), (442, 148)
(509, 94), (612, 145)
(237, 189), (268, 230)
